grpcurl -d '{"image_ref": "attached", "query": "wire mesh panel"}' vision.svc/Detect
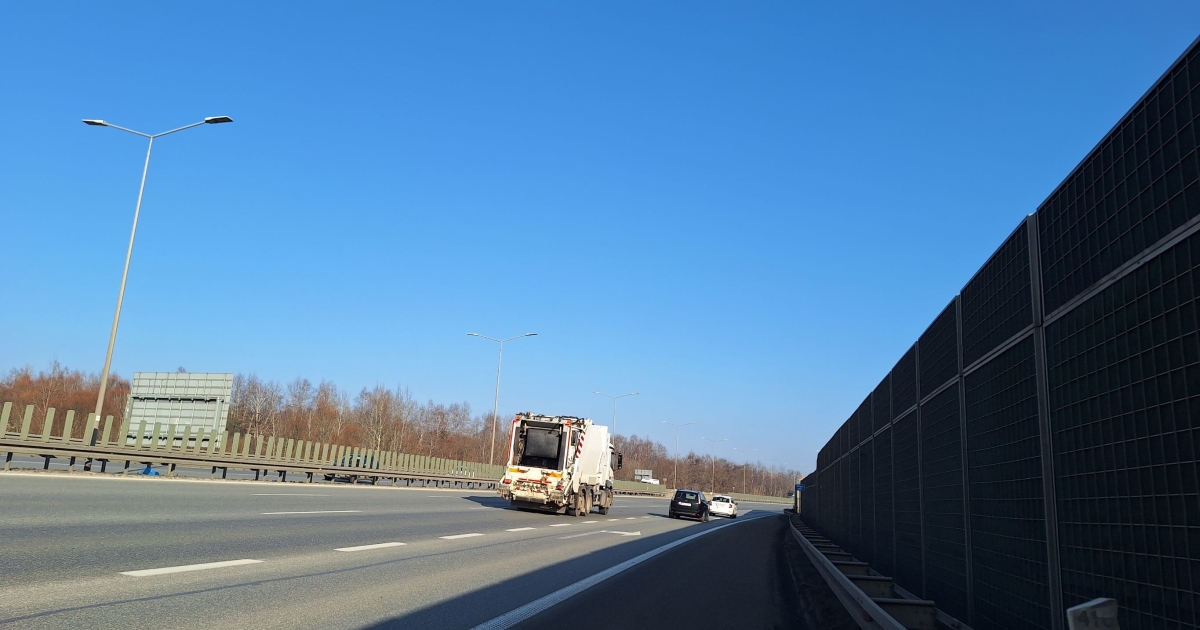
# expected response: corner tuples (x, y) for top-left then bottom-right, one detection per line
(965, 336), (1051, 630)
(893, 409), (924, 597)
(874, 373), (892, 433)
(893, 345), (919, 417)
(849, 447), (861, 553)
(857, 395), (873, 442)
(1039, 43), (1200, 315)
(859, 437), (876, 566)
(962, 221), (1034, 368)
(1046, 229), (1200, 630)
(920, 386), (969, 622)
(874, 426), (896, 578)
(920, 299), (960, 399)
(848, 408), (860, 449)
(838, 455), (851, 549)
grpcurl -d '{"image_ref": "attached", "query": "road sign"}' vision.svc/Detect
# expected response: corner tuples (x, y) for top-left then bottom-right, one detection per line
(795, 484), (805, 492)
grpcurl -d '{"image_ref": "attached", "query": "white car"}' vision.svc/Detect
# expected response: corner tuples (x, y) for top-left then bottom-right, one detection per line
(708, 495), (738, 518)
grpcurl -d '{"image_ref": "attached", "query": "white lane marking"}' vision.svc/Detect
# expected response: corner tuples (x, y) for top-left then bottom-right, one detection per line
(548, 523), (572, 527)
(560, 530), (641, 540)
(607, 518), (620, 521)
(335, 542), (406, 552)
(252, 493), (328, 496)
(582, 520), (598, 523)
(440, 533), (484, 540)
(261, 510), (363, 515)
(625, 517), (637, 520)
(121, 559), (262, 577)
(505, 527), (535, 532)
(470, 515), (770, 630)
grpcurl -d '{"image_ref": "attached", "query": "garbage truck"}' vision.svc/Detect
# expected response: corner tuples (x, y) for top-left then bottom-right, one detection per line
(497, 413), (618, 516)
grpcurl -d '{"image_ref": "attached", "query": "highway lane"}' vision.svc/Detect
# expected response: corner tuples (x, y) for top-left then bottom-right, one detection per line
(0, 471), (788, 629)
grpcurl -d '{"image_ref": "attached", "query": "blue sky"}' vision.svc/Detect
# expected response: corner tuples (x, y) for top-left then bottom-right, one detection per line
(2, 2), (1198, 473)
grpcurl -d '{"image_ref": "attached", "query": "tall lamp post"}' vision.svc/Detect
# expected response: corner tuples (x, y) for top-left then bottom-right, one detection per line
(593, 391), (638, 454)
(84, 116), (233, 440)
(733, 447), (756, 494)
(661, 421), (694, 489)
(700, 436), (726, 494)
(468, 333), (537, 466)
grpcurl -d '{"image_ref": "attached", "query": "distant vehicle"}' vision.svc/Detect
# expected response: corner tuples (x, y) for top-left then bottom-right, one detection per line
(708, 494), (737, 518)
(497, 413), (616, 516)
(669, 489), (710, 522)
(638, 478), (660, 485)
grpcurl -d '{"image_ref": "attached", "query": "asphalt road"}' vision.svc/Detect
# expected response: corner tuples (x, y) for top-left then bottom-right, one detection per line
(0, 471), (801, 630)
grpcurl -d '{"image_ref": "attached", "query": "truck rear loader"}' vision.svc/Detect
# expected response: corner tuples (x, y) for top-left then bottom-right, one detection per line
(497, 413), (617, 516)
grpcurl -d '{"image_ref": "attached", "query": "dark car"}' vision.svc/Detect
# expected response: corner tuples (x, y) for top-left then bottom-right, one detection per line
(669, 489), (710, 522)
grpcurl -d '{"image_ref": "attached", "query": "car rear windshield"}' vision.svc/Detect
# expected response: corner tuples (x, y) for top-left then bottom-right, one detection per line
(674, 492), (699, 502)
(713, 496), (731, 503)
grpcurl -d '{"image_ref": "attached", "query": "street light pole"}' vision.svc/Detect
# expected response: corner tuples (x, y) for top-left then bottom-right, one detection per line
(661, 421), (693, 489)
(468, 333), (537, 466)
(700, 436), (726, 494)
(84, 116), (233, 440)
(592, 391), (638, 439)
(733, 447), (756, 494)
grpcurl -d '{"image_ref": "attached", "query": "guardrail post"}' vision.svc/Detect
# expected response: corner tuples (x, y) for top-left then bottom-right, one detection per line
(99, 416), (112, 446)
(1, 402), (11, 436)
(62, 411), (75, 442)
(284, 438), (295, 461)
(115, 417), (128, 447)
(193, 428), (206, 453)
(41, 408), (56, 442)
(133, 421), (146, 449)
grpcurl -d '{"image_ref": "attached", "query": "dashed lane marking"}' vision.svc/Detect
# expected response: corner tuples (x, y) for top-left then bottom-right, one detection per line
(335, 542), (406, 552)
(548, 523), (572, 527)
(120, 559), (263, 577)
(440, 533), (484, 540)
(505, 527), (535, 532)
(261, 510), (363, 515)
(583, 520), (598, 523)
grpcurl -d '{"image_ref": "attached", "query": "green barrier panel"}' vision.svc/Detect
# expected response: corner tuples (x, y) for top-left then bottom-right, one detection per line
(285, 439), (294, 461)
(1, 402), (10, 435)
(150, 423), (163, 450)
(164, 424), (177, 451)
(117, 418), (130, 447)
(20, 405), (33, 440)
(40, 408), (56, 442)
(133, 421), (146, 449)
(100, 416), (113, 445)
(264, 437), (275, 460)
(62, 411), (75, 441)
(320, 443), (330, 463)
(194, 428), (207, 453)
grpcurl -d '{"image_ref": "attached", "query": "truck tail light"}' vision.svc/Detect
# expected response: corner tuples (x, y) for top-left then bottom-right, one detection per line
(502, 479), (512, 484)
(556, 484), (564, 491)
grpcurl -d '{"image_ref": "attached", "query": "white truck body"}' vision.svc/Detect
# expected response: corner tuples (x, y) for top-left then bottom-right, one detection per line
(497, 413), (616, 516)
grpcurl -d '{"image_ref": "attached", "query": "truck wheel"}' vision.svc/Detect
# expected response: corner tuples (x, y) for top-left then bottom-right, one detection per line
(598, 505), (609, 515)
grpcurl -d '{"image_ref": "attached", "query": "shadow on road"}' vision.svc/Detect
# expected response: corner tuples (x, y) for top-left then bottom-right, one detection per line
(360, 514), (855, 630)
(460, 495), (510, 508)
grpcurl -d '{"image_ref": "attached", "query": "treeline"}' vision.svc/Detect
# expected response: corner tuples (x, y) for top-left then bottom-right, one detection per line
(1, 362), (802, 496)
(615, 434), (802, 498)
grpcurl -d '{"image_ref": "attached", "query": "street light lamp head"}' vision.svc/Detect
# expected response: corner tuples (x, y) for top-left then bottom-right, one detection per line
(82, 119), (108, 126)
(524, 333), (537, 337)
(204, 116), (234, 124)
(467, 333), (480, 337)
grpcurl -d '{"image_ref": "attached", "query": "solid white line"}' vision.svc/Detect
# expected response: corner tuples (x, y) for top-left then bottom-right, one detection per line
(120, 559), (262, 577)
(252, 493), (328, 496)
(506, 527), (535, 532)
(440, 533), (484, 540)
(548, 523), (572, 527)
(469, 514), (771, 630)
(261, 510), (363, 515)
(335, 542), (406, 552)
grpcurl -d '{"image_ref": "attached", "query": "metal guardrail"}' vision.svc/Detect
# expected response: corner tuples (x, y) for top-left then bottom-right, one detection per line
(789, 515), (937, 630)
(1, 402), (503, 488)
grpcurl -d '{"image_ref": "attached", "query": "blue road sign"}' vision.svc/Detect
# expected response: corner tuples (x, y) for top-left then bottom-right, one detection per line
(795, 484), (805, 492)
